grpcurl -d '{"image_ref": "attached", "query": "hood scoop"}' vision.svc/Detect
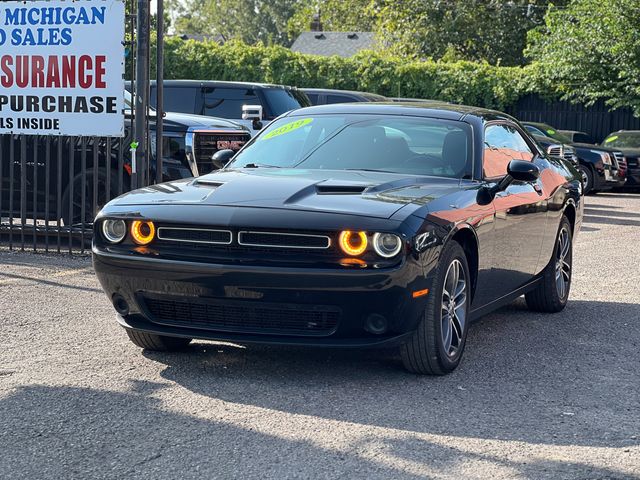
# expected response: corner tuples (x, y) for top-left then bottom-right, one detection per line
(194, 179), (225, 189)
(315, 185), (368, 195)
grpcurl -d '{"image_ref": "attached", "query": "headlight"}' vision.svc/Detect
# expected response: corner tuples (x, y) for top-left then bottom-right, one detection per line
(102, 219), (127, 244)
(130, 220), (155, 245)
(339, 230), (367, 256)
(373, 232), (402, 258)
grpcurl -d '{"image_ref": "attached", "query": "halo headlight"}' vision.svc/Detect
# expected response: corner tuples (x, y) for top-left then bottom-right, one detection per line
(130, 220), (155, 245)
(102, 219), (127, 244)
(339, 230), (368, 256)
(373, 232), (402, 258)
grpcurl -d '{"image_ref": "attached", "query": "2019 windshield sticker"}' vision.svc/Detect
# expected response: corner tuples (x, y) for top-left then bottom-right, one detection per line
(605, 135), (618, 143)
(261, 118), (313, 140)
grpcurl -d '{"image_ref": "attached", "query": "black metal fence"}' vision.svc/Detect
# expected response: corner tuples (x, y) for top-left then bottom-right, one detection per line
(0, 135), (131, 254)
(509, 94), (640, 143)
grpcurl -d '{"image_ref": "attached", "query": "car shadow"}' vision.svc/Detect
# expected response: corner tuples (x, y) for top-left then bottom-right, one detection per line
(0, 382), (635, 479)
(141, 299), (640, 451)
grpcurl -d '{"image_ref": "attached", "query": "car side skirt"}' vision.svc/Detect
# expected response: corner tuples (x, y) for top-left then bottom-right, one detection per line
(469, 276), (543, 322)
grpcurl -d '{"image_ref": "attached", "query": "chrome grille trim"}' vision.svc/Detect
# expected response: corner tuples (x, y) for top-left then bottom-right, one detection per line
(237, 231), (332, 249)
(157, 227), (233, 245)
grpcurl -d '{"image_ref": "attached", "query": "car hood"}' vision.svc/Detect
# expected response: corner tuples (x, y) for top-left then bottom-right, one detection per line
(158, 112), (246, 130)
(615, 147), (640, 159)
(112, 169), (462, 219)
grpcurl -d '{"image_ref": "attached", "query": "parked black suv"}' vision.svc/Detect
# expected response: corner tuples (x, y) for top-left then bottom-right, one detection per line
(602, 130), (640, 187)
(522, 121), (626, 193)
(149, 80), (311, 135)
(0, 92), (251, 226)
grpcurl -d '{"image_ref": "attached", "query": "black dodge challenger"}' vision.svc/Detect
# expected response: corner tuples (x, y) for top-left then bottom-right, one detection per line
(93, 103), (583, 374)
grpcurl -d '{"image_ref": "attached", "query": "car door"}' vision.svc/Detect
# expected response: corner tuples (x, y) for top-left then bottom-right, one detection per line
(483, 122), (549, 298)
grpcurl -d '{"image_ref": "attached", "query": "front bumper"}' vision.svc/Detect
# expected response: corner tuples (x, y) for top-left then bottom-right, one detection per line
(93, 249), (431, 347)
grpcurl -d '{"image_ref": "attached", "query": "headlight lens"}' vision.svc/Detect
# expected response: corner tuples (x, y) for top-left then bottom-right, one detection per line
(373, 232), (402, 258)
(339, 230), (368, 256)
(130, 220), (155, 245)
(102, 219), (127, 244)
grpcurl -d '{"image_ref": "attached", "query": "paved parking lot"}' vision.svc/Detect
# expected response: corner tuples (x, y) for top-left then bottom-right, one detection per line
(1, 193), (639, 479)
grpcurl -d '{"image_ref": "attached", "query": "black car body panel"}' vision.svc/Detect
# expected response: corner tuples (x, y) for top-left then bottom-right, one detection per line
(93, 103), (583, 347)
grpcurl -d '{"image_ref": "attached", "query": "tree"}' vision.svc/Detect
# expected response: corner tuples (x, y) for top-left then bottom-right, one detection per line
(375, 0), (566, 66)
(286, 0), (377, 40)
(167, 0), (303, 46)
(526, 0), (640, 114)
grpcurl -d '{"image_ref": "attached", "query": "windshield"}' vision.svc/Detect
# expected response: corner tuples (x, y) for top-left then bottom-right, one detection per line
(603, 132), (640, 148)
(530, 123), (572, 143)
(228, 114), (472, 178)
(263, 88), (311, 119)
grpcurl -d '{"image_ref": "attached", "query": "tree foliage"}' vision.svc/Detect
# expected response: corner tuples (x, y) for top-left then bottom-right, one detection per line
(375, 0), (566, 66)
(168, 0), (302, 45)
(286, 0), (377, 40)
(526, 0), (640, 114)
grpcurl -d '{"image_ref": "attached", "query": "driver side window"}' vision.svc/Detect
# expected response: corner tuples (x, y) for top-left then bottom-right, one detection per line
(484, 124), (534, 179)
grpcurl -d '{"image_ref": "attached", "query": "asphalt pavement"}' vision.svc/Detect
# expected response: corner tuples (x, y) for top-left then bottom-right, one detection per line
(1, 193), (639, 479)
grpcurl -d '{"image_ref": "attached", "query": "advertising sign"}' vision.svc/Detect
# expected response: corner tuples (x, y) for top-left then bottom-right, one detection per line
(0, 0), (125, 136)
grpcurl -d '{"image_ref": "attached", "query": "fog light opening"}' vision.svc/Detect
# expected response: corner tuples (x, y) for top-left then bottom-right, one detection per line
(364, 314), (388, 335)
(112, 294), (130, 316)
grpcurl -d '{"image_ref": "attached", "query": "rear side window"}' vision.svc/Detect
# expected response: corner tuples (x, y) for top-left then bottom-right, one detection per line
(203, 88), (259, 119)
(151, 86), (198, 114)
(484, 124), (534, 178)
(305, 93), (320, 105)
(262, 89), (308, 119)
(574, 132), (594, 144)
(326, 94), (357, 104)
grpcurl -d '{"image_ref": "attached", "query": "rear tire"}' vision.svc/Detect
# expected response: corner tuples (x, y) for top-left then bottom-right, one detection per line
(400, 240), (470, 375)
(525, 216), (573, 313)
(125, 329), (192, 351)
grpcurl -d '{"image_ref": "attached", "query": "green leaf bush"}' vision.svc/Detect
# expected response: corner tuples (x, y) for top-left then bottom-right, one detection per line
(147, 38), (543, 110)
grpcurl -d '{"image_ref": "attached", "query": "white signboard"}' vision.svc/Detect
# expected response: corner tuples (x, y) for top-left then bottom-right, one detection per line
(0, 0), (125, 136)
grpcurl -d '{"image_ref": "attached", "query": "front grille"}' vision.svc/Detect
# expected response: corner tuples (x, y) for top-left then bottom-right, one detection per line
(238, 231), (331, 249)
(194, 131), (250, 175)
(140, 293), (341, 337)
(614, 152), (626, 169)
(547, 146), (562, 157)
(157, 227), (232, 245)
(609, 152), (619, 169)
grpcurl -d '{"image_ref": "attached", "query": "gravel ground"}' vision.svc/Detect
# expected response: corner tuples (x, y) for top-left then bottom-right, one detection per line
(1, 193), (639, 480)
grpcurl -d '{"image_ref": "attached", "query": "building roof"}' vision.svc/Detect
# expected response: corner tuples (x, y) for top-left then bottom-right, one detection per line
(290, 31), (376, 58)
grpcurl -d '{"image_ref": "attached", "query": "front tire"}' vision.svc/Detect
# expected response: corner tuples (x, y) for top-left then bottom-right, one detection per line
(400, 240), (470, 375)
(577, 164), (594, 194)
(525, 216), (573, 313)
(125, 329), (192, 351)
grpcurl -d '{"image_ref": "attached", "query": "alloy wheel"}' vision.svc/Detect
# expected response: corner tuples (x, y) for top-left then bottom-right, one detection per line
(441, 259), (467, 357)
(555, 227), (571, 299)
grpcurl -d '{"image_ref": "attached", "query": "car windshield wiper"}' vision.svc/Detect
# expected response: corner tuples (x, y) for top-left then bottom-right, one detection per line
(344, 168), (397, 174)
(242, 163), (281, 168)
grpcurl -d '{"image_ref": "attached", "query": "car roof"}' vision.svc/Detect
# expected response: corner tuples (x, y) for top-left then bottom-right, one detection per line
(152, 79), (294, 89)
(302, 88), (387, 101)
(285, 101), (514, 122)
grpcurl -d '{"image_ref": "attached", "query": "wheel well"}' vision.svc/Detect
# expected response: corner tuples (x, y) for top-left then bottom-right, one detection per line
(564, 203), (576, 234)
(451, 228), (479, 302)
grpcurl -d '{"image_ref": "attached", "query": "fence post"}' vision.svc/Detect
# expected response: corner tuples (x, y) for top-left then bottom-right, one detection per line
(134, 0), (150, 188)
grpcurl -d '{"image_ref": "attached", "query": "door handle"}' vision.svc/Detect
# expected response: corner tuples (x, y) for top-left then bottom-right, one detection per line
(533, 184), (543, 195)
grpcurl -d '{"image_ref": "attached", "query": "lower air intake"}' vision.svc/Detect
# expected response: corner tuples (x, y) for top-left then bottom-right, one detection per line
(140, 293), (340, 337)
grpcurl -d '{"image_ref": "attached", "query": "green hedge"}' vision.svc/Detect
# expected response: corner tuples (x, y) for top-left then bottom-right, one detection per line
(150, 38), (545, 110)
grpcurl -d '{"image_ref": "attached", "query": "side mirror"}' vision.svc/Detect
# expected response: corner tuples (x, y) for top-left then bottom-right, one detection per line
(507, 159), (540, 182)
(242, 104), (263, 130)
(211, 149), (235, 170)
(477, 160), (540, 205)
